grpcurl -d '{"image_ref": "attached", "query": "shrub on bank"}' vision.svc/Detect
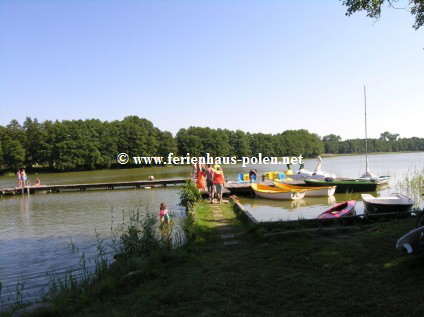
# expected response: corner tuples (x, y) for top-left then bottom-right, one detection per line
(179, 180), (202, 242)
(179, 180), (201, 213)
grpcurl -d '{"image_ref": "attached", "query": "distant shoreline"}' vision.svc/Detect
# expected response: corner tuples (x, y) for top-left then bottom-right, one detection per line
(320, 151), (423, 158)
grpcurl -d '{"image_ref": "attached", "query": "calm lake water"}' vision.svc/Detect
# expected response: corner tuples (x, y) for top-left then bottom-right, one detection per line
(0, 152), (423, 303)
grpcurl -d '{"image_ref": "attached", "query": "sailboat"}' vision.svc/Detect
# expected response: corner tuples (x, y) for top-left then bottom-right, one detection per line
(358, 86), (390, 184)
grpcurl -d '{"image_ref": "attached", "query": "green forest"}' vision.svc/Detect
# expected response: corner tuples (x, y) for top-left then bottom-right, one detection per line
(0, 116), (423, 172)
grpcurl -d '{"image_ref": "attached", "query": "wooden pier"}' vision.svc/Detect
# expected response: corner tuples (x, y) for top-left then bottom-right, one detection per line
(224, 182), (255, 195)
(199, 182), (274, 198)
(0, 179), (255, 196)
(0, 178), (190, 195)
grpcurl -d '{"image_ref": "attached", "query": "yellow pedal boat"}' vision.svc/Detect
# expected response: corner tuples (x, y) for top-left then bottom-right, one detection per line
(251, 183), (305, 200)
(273, 182), (336, 197)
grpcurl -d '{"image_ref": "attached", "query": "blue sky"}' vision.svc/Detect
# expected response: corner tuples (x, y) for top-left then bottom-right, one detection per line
(0, 0), (422, 140)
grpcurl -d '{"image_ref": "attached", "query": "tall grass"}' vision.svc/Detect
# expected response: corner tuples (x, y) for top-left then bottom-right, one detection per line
(111, 211), (183, 260)
(40, 205), (191, 307)
(0, 279), (28, 316)
(42, 235), (111, 305)
(396, 167), (424, 207)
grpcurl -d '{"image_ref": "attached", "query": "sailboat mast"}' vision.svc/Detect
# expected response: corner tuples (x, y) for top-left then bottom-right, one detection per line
(364, 85), (368, 172)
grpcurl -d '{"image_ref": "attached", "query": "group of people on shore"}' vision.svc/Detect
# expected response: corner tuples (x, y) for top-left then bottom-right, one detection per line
(193, 163), (225, 204)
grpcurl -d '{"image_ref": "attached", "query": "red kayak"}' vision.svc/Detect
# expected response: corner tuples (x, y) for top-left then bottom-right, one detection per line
(318, 200), (356, 219)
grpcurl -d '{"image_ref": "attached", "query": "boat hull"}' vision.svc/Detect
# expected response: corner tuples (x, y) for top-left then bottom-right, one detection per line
(318, 200), (356, 219)
(289, 174), (327, 180)
(396, 226), (424, 254)
(361, 193), (414, 214)
(363, 201), (413, 214)
(273, 182), (336, 197)
(304, 179), (377, 193)
(359, 176), (390, 185)
(253, 190), (305, 200)
(251, 184), (306, 200)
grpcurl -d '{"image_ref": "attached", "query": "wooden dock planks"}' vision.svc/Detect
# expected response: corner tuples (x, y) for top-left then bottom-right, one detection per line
(0, 178), (189, 195)
(0, 179), (255, 196)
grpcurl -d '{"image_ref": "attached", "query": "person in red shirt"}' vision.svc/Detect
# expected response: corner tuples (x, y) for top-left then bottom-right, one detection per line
(196, 163), (205, 189)
(213, 166), (225, 204)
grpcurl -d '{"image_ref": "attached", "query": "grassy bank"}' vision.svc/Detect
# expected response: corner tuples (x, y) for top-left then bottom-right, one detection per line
(7, 199), (422, 316)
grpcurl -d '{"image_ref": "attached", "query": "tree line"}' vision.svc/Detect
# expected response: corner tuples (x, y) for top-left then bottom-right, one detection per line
(322, 133), (424, 154)
(0, 116), (423, 172)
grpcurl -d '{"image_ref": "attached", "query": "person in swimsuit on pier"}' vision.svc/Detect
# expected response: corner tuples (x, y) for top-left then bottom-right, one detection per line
(21, 169), (27, 187)
(16, 170), (21, 188)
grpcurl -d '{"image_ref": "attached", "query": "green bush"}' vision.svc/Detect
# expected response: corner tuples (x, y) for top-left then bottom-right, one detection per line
(113, 212), (176, 260)
(179, 180), (201, 212)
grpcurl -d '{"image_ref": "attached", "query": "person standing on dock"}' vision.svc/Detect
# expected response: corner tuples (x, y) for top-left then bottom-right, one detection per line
(21, 169), (27, 187)
(16, 170), (21, 188)
(192, 163), (197, 179)
(196, 163), (205, 189)
(249, 169), (258, 183)
(195, 163), (202, 188)
(213, 166), (225, 204)
(205, 164), (215, 203)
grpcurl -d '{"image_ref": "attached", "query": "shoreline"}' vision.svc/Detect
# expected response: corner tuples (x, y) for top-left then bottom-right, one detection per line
(320, 151), (423, 158)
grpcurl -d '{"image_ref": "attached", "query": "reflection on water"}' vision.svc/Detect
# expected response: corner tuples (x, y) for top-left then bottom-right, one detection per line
(247, 196), (338, 209)
(19, 195), (30, 225)
(291, 199), (306, 209)
(241, 195), (343, 222)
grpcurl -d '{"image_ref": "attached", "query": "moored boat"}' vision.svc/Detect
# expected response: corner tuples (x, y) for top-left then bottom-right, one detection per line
(289, 156), (336, 180)
(238, 173), (251, 183)
(317, 200), (356, 219)
(359, 175), (390, 185)
(273, 182), (336, 197)
(262, 172), (286, 182)
(361, 193), (414, 214)
(251, 183), (305, 200)
(303, 179), (378, 193)
(359, 86), (391, 185)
